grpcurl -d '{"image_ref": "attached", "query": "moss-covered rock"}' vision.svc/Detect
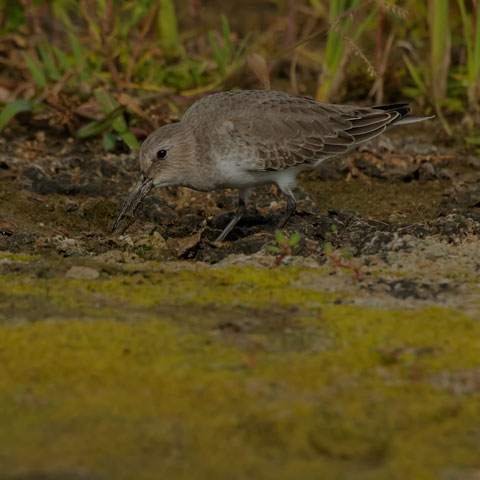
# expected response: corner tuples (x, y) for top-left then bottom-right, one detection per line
(1, 265), (479, 479)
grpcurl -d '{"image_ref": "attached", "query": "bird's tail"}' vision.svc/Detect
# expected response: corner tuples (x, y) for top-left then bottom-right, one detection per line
(372, 103), (434, 125)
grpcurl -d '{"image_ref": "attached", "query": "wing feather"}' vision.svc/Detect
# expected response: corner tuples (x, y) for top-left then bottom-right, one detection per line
(187, 91), (411, 172)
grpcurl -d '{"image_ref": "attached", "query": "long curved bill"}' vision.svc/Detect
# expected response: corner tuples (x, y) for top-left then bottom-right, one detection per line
(112, 174), (154, 232)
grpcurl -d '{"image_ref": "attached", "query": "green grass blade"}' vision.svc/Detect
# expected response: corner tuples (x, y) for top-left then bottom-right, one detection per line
(68, 30), (83, 65)
(208, 31), (226, 75)
(474, 6), (480, 80)
(51, 0), (78, 28)
(52, 45), (72, 73)
(430, 0), (450, 101)
(457, 0), (472, 75)
(431, 0), (448, 68)
(221, 14), (233, 58)
(102, 132), (117, 151)
(353, 5), (376, 41)
(76, 106), (126, 139)
(275, 231), (285, 244)
(403, 54), (427, 94)
(456, 0), (480, 106)
(94, 88), (139, 151)
(115, 129), (139, 152)
(323, 0), (360, 99)
(94, 88), (116, 111)
(67, 29), (87, 80)
(434, 100), (452, 135)
(0, 100), (31, 132)
(21, 53), (46, 88)
(288, 233), (301, 247)
(158, 0), (180, 57)
(38, 42), (61, 81)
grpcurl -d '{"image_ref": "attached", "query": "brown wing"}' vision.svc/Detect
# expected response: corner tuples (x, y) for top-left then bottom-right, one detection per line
(217, 91), (407, 171)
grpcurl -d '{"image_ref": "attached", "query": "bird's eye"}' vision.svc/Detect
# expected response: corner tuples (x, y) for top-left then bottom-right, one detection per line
(157, 149), (167, 159)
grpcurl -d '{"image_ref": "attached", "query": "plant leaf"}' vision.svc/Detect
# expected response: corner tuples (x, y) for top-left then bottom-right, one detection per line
(208, 31), (224, 74)
(103, 132), (117, 151)
(275, 231), (285, 244)
(0, 100), (31, 132)
(94, 88), (139, 151)
(221, 14), (233, 57)
(52, 45), (72, 73)
(324, 243), (333, 255)
(22, 52), (46, 88)
(289, 233), (301, 246)
(402, 54), (427, 94)
(67, 29), (87, 80)
(38, 42), (61, 81)
(158, 0), (180, 57)
(76, 106), (125, 138)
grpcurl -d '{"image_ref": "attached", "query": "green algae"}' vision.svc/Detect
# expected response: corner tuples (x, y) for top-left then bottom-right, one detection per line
(0, 252), (40, 262)
(1, 265), (480, 479)
(300, 177), (451, 223)
(0, 267), (336, 323)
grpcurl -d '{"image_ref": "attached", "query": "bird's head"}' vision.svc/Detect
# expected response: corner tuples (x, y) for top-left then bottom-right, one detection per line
(112, 122), (196, 232)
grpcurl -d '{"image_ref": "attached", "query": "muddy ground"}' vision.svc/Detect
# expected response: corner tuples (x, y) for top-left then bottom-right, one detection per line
(1, 119), (480, 479)
(2, 123), (479, 261)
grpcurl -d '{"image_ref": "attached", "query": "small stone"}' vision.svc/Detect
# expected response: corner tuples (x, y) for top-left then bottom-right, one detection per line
(66, 201), (78, 212)
(417, 162), (436, 180)
(35, 131), (46, 143)
(65, 266), (100, 280)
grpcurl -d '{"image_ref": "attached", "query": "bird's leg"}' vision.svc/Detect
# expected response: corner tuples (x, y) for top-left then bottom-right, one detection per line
(215, 189), (250, 242)
(277, 188), (296, 228)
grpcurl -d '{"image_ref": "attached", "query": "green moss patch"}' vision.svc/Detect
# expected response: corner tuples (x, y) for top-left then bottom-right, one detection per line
(0, 252), (40, 262)
(0, 267), (479, 479)
(300, 177), (451, 223)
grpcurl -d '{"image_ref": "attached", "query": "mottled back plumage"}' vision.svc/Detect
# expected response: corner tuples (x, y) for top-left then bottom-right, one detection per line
(183, 90), (411, 172)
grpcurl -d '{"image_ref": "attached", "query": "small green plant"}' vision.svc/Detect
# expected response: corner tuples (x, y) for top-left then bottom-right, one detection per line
(401, 0), (454, 133)
(158, 0), (180, 59)
(268, 231), (301, 266)
(457, 0), (480, 112)
(77, 88), (140, 151)
(208, 14), (234, 77)
(465, 135), (480, 154)
(429, 0), (452, 134)
(324, 225), (360, 281)
(0, 3), (247, 139)
(313, 0), (376, 101)
(4, 0), (480, 141)
(21, 34), (90, 90)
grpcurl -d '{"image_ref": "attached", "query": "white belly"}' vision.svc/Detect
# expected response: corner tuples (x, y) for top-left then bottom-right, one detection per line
(213, 153), (330, 191)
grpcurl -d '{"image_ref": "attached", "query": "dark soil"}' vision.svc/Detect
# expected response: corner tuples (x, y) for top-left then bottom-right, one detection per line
(0, 122), (479, 264)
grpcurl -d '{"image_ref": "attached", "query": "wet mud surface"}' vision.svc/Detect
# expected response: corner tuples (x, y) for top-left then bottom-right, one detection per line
(1, 126), (479, 276)
(1, 122), (480, 479)
(1, 128), (479, 237)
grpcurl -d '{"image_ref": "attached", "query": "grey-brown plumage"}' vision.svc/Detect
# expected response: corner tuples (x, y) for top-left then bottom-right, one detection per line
(113, 90), (433, 242)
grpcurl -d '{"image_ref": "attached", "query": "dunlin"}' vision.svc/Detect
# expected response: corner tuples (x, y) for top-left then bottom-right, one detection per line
(112, 90), (432, 242)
